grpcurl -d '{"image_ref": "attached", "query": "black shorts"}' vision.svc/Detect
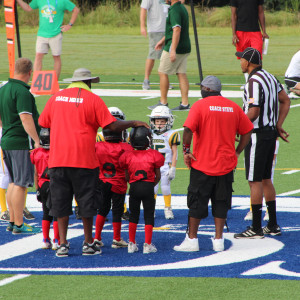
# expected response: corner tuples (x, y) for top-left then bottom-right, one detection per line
(187, 168), (233, 220)
(244, 130), (277, 182)
(49, 167), (99, 218)
(285, 77), (300, 89)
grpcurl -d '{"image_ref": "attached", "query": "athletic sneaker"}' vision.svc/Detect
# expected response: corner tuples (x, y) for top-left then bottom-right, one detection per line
(263, 210), (269, 221)
(42, 238), (52, 249)
(142, 79), (150, 90)
(211, 238), (224, 252)
(234, 226), (264, 239)
(171, 103), (190, 111)
(74, 206), (81, 220)
(128, 242), (138, 253)
(148, 102), (168, 110)
(164, 207), (174, 220)
(52, 239), (59, 250)
(263, 224), (281, 236)
(12, 223), (41, 235)
(121, 211), (130, 221)
(94, 239), (104, 247)
(244, 211), (252, 221)
(143, 243), (157, 254)
(173, 234), (199, 252)
(288, 92), (299, 99)
(111, 238), (128, 249)
(56, 243), (70, 257)
(0, 210), (10, 222)
(6, 223), (13, 232)
(23, 207), (35, 220)
(82, 241), (102, 255)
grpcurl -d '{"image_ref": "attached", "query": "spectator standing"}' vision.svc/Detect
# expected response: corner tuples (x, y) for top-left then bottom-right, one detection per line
(173, 76), (253, 252)
(0, 58), (41, 234)
(234, 48), (290, 239)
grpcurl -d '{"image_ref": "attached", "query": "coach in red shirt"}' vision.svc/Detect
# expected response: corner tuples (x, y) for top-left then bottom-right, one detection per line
(174, 75), (253, 253)
(39, 68), (148, 257)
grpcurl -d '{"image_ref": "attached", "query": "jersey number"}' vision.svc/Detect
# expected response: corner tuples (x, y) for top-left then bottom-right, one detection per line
(41, 167), (49, 179)
(135, 170), (148, 181)
(103, 163), (116, 178)
(152, 144), (166, 158)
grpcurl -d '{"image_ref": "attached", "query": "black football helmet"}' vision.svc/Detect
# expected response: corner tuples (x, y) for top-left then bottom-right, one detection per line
(130, 126), (152, 150)
(103, 128), (123, 143)
(39, 128), (50, 149)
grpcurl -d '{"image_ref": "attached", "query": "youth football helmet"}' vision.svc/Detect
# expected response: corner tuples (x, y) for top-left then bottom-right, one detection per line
(148, 106), (174, 134)
(130, 127), (152, 150)
(103, 118), (123, 143)
(108, 107), (126, 120)
(39, 128), (50, 149)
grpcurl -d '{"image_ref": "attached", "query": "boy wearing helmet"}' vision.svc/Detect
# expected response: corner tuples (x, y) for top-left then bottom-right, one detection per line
(30, 128), (60, 249)
(93, 122), (133, 250)
(119, 127), (164, 254)
(148, 106), (180, 219)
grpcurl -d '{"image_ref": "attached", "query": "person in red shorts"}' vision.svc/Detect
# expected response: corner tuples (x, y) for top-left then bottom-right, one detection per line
(39, 68), (148, 257)
(94, 124), (133, 250)
(173, 76), (253, 252)
(231, 0), (269, 82)
(119, 127), (164, 254)
(30, 128), (60, 250)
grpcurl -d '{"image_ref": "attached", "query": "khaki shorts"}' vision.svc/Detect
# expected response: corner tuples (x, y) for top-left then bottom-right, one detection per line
(36, 33), (63, 56)
(148, 32), (165, 60)
(158, 50), (189, 75)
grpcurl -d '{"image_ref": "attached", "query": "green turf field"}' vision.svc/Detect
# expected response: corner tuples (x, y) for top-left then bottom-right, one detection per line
(0, 27), (300, 297)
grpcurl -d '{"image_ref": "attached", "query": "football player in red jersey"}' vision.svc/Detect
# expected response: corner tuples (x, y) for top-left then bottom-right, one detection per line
(94, 124), (133, 250)
(119, 127), (164, 254)
(30, 128), (60, 250)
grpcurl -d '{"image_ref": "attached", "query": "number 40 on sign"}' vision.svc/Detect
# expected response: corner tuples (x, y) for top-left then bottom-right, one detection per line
(31, 70), (59, 95)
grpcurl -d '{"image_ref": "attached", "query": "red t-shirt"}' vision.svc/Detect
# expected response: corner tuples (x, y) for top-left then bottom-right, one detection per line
(95, 141), (133, 194)
(30, 148), (50, 188)
(119, 149), (165, 183)
(39, 87), (116, 169)
(183, 96), (253, 176)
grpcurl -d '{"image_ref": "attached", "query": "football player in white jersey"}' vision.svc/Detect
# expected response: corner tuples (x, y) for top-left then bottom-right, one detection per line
(148, 106), (180, 219)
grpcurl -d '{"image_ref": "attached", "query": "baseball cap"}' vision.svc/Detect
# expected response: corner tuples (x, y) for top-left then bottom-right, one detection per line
(64, 68), (100, 83)
(235, 47), (262, 65)
(201, 75), (222, 92)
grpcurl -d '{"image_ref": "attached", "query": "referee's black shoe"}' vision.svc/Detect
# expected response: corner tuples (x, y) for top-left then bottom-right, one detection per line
(234, 226), (264, 239)
(263, 224), (281, 236)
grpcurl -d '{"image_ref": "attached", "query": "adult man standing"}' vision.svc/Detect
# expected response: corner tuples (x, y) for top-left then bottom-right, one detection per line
(140, 0), (169, 90)
(0, 58), (41, 234)
(174, 76), (253, 252)
(16, 0), (80, 79)
(234, 48), (290, 239)
(39, 68), (148, 257)
(148, 0), (191, 111)
(231, 0), (268, 82)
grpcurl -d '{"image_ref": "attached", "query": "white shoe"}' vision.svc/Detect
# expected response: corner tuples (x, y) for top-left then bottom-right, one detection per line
(42, 238), (52, 249)
(288, 91), (299, 99)
(94, 239), (104, 247)
(173, 234), (199, 252)
(263, 210), (269, 221)
(164, 207), (174, 220)
(143, 243), (157, 254)
(244, 211), (252, 221)
(128, 242), (138, 253)
(211, 238), (224, 252)
(112, 238), (128, 248)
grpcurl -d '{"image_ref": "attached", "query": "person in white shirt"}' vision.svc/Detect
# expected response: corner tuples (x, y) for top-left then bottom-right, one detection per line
(285, 50), (300, 97)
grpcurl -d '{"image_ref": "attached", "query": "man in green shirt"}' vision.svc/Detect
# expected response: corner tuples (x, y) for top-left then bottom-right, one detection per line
(0, 58), (41, 234)
(16, 0), (80, 79)
(148, 0), (191, 111)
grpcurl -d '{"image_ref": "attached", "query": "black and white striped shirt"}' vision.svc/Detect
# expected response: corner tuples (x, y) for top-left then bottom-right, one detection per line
(243, 67), (283, 129)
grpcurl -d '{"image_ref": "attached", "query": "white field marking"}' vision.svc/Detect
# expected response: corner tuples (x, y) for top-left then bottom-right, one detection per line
(242, 261), (300, 278)
(141, 96), (157, 99)
(0, 274), (31, 286)
(281, 170), (300, 175)
(290, 103), (300, 108)
(277, 189), (300, 196)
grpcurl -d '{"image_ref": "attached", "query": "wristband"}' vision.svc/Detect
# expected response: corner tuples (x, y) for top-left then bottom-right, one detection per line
(68, 23), (73, 26)
(183, 143), (190, 155)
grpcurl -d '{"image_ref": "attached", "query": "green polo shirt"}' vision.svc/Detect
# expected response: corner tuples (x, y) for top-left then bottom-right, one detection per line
(164, 1), (191, 54)
(0, 78), (40, 150)
(30, 0), (75, 38)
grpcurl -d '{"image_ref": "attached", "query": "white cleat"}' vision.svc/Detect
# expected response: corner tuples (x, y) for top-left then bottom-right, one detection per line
(164, 207), (174, 220)
(173, 234), (199, 252)
(128, 242), (138, 253)
(143, 243), (157, 254)
(244, 211), (253, 221)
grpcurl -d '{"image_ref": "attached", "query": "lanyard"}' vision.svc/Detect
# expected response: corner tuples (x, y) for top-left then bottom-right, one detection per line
(47, 0), (57, 15)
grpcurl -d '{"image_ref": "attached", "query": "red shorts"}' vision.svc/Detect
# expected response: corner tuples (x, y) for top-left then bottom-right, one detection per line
(235, 31), (263, 59)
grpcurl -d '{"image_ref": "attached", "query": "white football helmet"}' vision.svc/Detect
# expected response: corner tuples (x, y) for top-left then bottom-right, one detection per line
(148, 106), (174, 134)
(108, 107), (126, 120)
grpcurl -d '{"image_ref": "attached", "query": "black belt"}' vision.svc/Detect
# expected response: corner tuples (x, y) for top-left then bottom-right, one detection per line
(253, 126), (276, 133)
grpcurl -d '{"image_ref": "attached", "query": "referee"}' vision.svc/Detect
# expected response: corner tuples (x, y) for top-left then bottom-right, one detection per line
(234, 47), (290, 239)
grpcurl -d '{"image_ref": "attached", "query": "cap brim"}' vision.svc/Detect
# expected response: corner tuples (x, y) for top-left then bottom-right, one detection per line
(235, 51), (243, 58)
(63, 76), (100, 83)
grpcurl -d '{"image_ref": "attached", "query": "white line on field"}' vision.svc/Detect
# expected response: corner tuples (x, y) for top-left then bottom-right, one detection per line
(0, 274), (31, 286)
(282, 170), (300, 175)
(278, 189), (300, 196)
(290, 104), (300, 108)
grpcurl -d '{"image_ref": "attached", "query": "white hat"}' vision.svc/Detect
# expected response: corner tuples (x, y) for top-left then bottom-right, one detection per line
(63, 68), (100, 83)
